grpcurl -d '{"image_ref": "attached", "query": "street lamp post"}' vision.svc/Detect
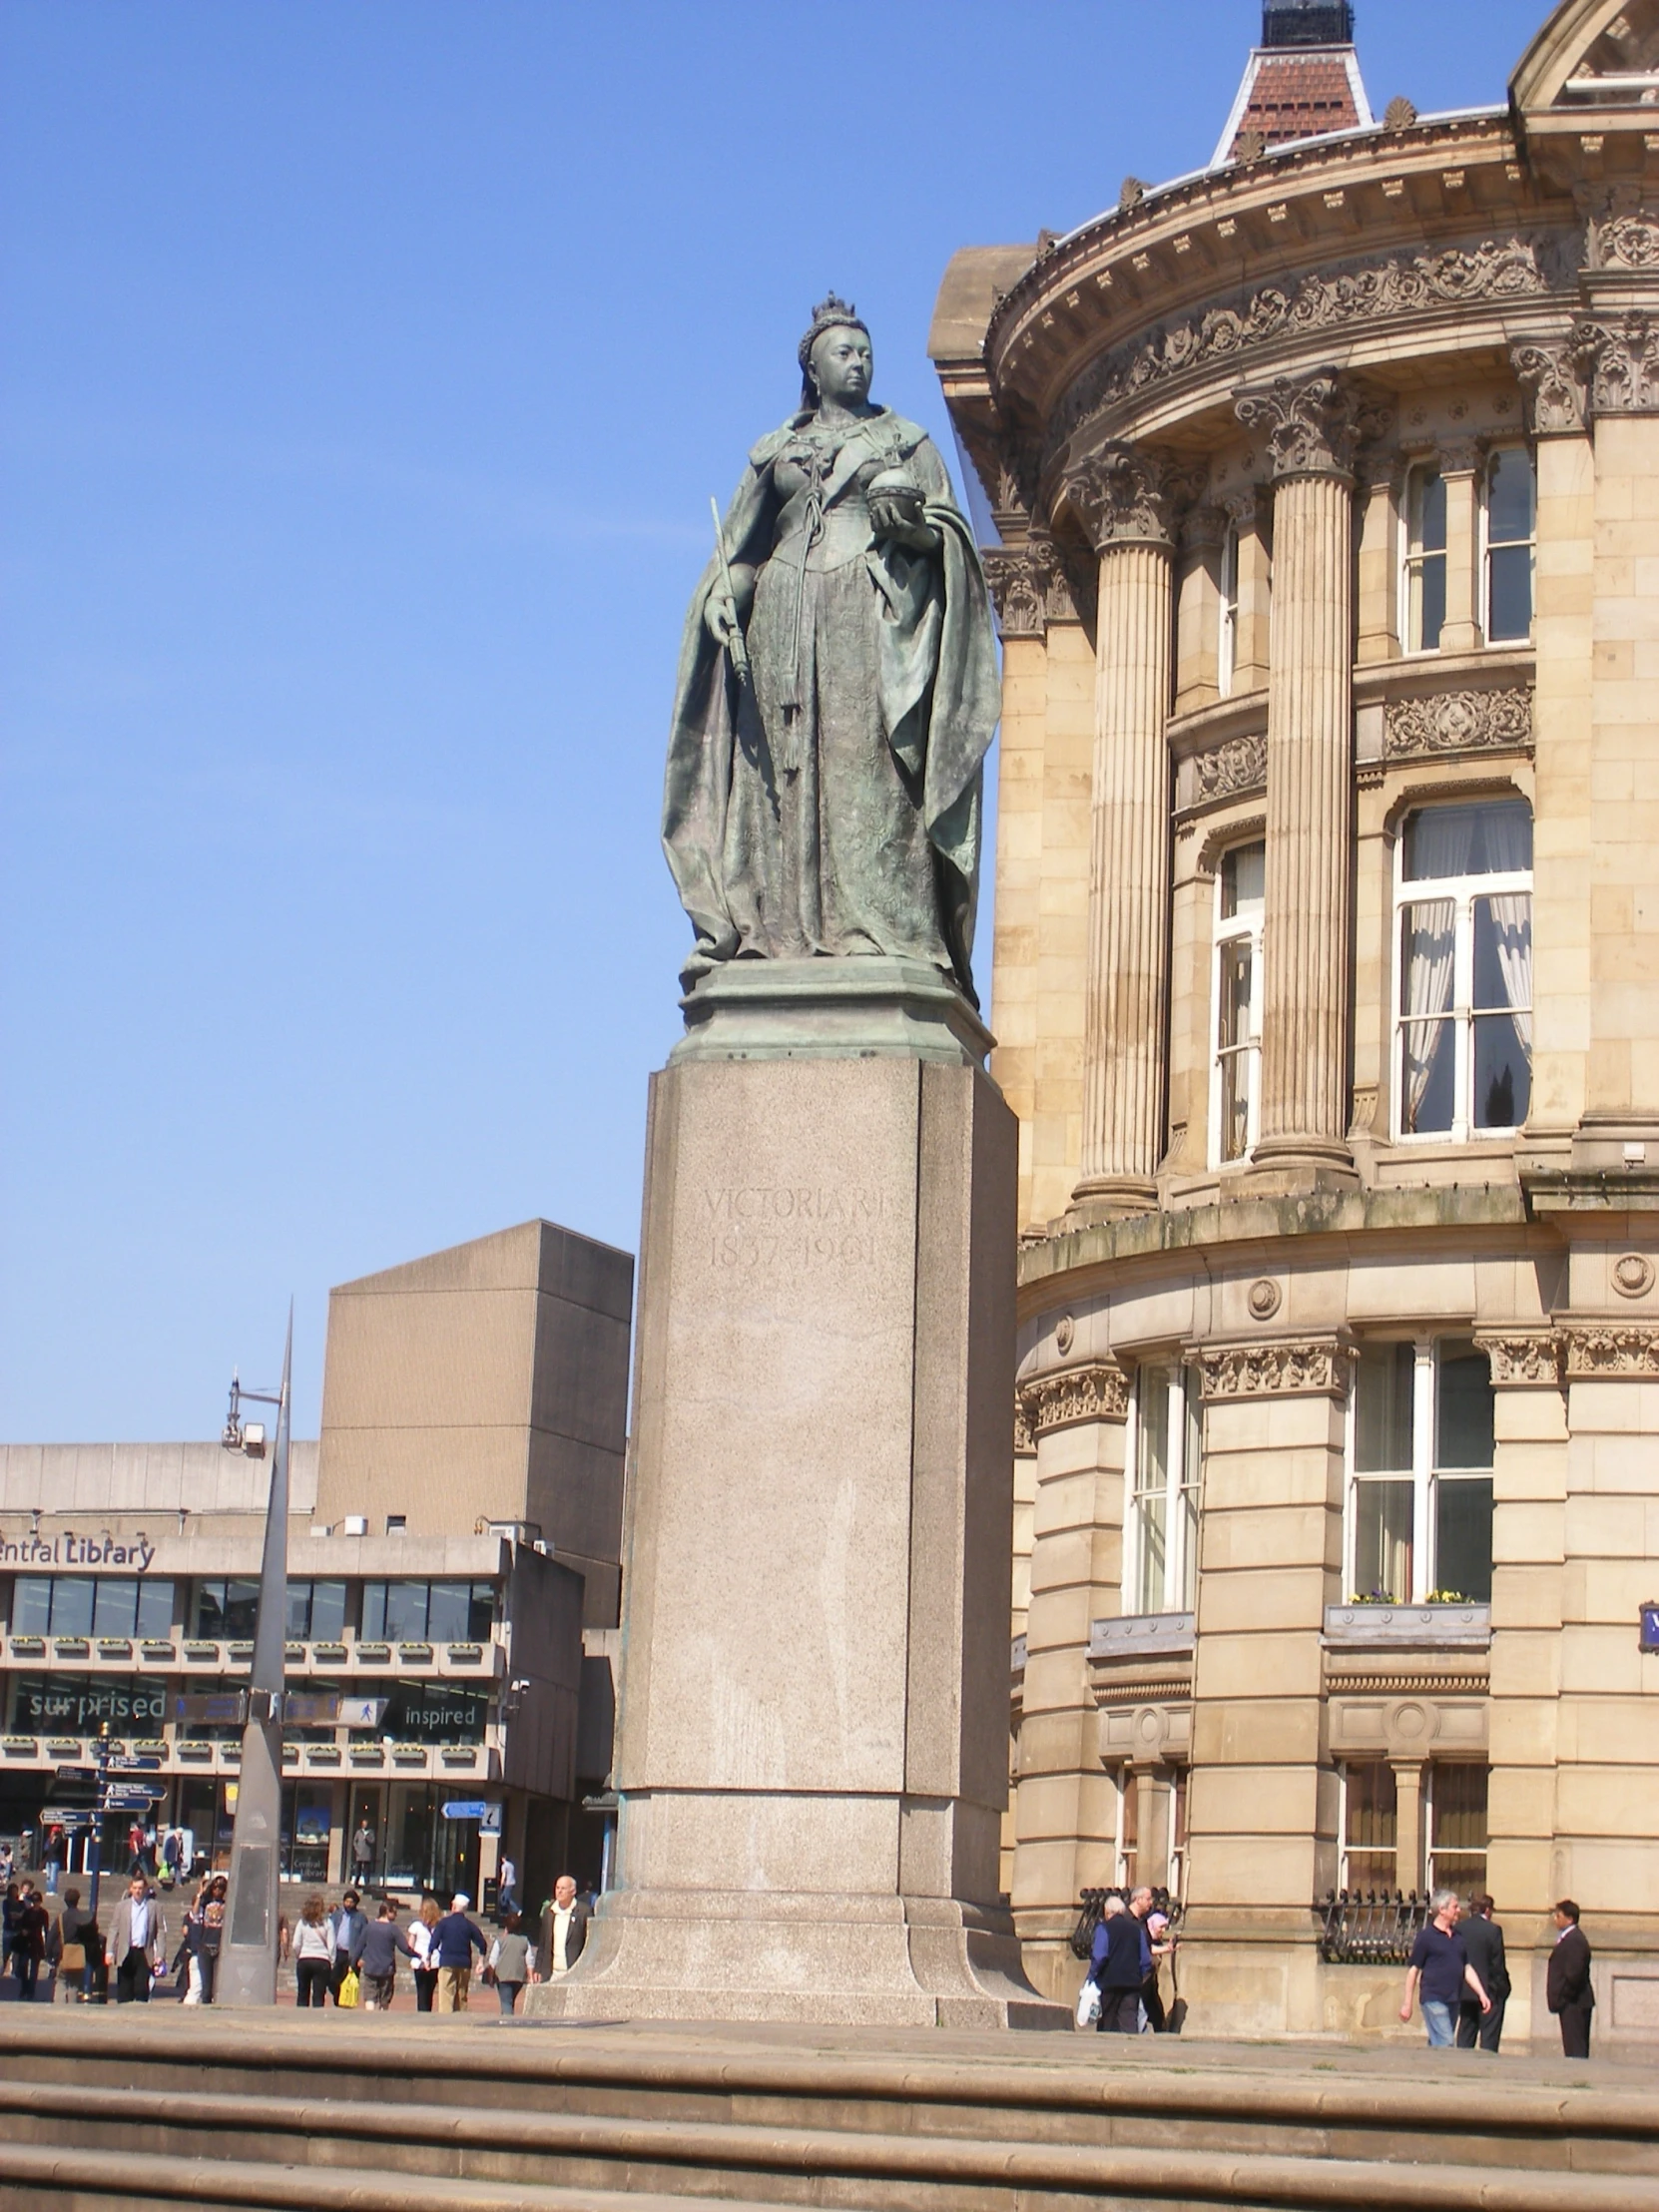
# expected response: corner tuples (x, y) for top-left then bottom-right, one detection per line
(83, 1722), (112, 2000)
(217, 1308), (292, 2008)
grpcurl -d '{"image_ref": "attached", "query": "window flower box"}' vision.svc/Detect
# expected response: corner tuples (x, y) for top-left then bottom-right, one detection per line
(134, 1739), (168, 1756)
(349, 1746), (384, 1766)
(447, 1644), (483, 1663)
(52, 1639), (89, 1659)
(45, 1740), (80, 1758)
(2, 1738), (38, 1755)
(354, 1643), (390, 1664)
(439, 1747), (479, 1767)
(183, 1642), (219, 1663)
(391, 1744), (427, 1765)
(311, 1643), (347, 1663)
(1323, 1602), (1491, 1648)
(141, 1643), (177, 1663)
(284, 1643), (305, 1662)
(177, 1743), (213, 1761)
(306, 1746), (341, 1766)
(96, 1639), (133, 1660)
(8, 1637), (45, 1658)
(227, 1642), (255, 1662)
(397, 1644), (433, 1664)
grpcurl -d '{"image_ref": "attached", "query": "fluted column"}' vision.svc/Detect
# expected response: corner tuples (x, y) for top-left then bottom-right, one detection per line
(1234, 369), (1375, 1177)
(1062, 444), (1179, 1218)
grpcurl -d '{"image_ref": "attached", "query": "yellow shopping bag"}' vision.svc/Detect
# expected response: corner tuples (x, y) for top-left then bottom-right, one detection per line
(337, 1967), (360, 2009)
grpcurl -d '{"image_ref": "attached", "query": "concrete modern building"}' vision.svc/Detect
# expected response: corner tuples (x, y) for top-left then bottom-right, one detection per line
(0, 1220), (631, 1911)
(934, 0), (1659, 2043)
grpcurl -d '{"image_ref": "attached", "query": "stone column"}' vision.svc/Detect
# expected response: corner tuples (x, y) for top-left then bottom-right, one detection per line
(1438, 440), (1484, 655)
(1062, 444), (1180, 1220)
(1234, 370), (1372, 1181)
(1010, 1355), (1131, 2003)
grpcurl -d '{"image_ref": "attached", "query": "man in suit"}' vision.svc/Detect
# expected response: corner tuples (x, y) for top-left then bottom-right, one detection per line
(541, 1875), (590, 1981)
(107, 1876), (167, 2003)
(1546, 1898), (1594, 2058)
(1455, 1895), (1510, 2051)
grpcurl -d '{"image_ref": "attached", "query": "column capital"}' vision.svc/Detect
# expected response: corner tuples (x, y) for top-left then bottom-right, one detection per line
(1234, 367), (1387, 482)
(1181, 503), (1231, 554)
(1061, 442), (1187, 551)
(1472, 1330), (1565, 1389)
(1509, 337), (1587, 436)
(982, 533), (1075, 640)
(1198, 1336), (1356, 1402)
(1571, 311), (1659, 416)
(1018, 1360), (1132, 1440)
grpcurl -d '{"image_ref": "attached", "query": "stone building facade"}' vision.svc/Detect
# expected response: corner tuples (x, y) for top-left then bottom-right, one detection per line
(934, 0), (1659, 2042)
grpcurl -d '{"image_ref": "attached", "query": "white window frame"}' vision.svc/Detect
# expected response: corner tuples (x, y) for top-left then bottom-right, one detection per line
(1210, 842), (1265, 1168)
(1424, 1763), (1490, 1895)
(1400, 459), (1447, 657)
(1391, 813), (1532, 1144)
(1116, 1767), (1137, 1890)
(1338, 1759), (1399, 1895)
(1345, 1340), (1494, 1606)
(1480, 444), (1536, 647)
(1218, 521), (1240, 699)
(1126, 1362), (1202, 1617)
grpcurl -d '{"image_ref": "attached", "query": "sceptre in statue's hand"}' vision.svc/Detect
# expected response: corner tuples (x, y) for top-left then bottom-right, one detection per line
(708, 496), (751, 685)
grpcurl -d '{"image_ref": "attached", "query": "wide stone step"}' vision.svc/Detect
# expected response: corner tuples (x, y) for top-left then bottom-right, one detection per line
(0, 2131), (1655, 2212)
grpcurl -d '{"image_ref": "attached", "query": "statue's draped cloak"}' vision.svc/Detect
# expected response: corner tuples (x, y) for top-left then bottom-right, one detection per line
(662, 407), (999, 1001)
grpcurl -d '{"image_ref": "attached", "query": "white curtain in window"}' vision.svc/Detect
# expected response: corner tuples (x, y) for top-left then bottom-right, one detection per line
(1406, 809), (1477, 883)
(1403, 898), (1455, 1122)
(1479, 805), (1533, 1052)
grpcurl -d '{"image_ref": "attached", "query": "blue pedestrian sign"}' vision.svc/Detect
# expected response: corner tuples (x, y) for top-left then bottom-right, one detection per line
(441, 1800), (488, 1821)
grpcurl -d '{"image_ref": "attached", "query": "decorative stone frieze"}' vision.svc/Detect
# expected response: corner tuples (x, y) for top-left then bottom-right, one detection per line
(1587, 189), (1659, 274)
(1062, 442), (1181, 548)
(1012, 1391), (1036, 1457)
(1382, 686), (1534, 762)
(981, 536), (1075, 639)
(1475, 1332), (1566, 1387)
(1199, 1338), (1356, 1401)
(1053, 239), (1554, 456)
(1565, 1326), (1659, 1378)
(1191, 733), (1268, 806)
(1018, 1360), (1131, 1438)
(1510, 338), (1588, 435)
(1573, 311), (1659, 414)
(1235, 368), (1361, 480)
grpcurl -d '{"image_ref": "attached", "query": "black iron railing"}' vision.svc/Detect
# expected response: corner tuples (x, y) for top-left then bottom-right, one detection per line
(1317, 1889), (1431, 1964)
(1068, 1886), (1182, 1960)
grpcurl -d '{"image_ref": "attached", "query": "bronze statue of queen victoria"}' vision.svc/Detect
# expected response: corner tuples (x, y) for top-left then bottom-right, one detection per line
(663, 297), (999, 1003)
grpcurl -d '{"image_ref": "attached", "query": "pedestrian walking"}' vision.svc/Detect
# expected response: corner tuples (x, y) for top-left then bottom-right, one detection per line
(183, 1876), (227, 2004)
(2, 1882), (21, 1994)
(159, 1830), (182, 1893)
(1399, 1888), (1490, 2046)
(291, 1896), (333, 2008)
(350, 1821), (375, 1887)
(1142, 1909), (1174, 2032)
(1547, 1899), (1595, 2058)
(541, 1875), (590, 1980)
(352, 1902), (416, 2010)
(42, 1828), (64, 1898)
(53, 1888), (92, 2005)
(326, 1890), (368, 2004)
(1088, 1894), (1145, 2034)
(11, 1884), (48, 2001)
(1455, 1896), (1510, 2051)
(106, 1875), (167, 2003)
(431, 1893), (487, 2012)
(496, 1855), (518, 1918)
(487, 1912), (538, 2017)
(407, 1897), (441, 2012)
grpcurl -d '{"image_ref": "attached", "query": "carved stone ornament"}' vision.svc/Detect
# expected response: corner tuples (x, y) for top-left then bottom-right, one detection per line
(1050, 240), (1553, 461)
(1383, 687), (1534, 762)
(1510, 338), (1587, 437)
(1054, 1313), (1076, 1357)
(1614, 1253), (1656, 1300)
(1565, 1326), (1659, 1379)
(1199, 1339), (1356, 1401)
(1574, 312), (1659, 415)
(1247, 1278), (1283, 1322)
(1018, 1360), (1131, 1438)
(1474, 1333), (1565, 1388)
(1235, 369), (1361, 480)
(1062, 443), (1180, 549)
(981, 537), (1073, 639)
(1588, 189), (1659, 275)
(1192, 733), (1269, 805)
(1013, 1391), (1036, 1457)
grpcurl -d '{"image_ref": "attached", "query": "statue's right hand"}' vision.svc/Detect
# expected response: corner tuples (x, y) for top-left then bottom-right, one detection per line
(706, 587), (740, 648)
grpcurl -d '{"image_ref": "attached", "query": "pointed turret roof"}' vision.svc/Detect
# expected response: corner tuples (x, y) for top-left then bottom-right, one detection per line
(1212, 0), (1373, 167)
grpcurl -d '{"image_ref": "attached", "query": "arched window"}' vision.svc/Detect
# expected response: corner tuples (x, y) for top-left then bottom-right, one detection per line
(1394, 799), (1532, 1140)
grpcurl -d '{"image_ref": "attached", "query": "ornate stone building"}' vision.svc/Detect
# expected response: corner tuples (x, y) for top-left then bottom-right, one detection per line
(933, 0), (1659, 2042)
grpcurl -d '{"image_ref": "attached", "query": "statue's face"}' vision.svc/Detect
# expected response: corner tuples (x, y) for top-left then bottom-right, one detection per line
(811, 324), (872, 406)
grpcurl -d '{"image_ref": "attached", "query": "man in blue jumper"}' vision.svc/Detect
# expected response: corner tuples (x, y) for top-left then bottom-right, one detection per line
(431, 1892), (487, 2013)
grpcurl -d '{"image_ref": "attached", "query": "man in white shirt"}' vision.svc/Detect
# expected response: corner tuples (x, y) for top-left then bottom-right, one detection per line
(497, 1856), (518, 1916)
(108, 1876), (167, 2003)
(543, 1875), (590, 1977)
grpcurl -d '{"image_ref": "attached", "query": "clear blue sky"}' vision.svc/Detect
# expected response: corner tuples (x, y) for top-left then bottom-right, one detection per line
(1, 0), (1547, 1438)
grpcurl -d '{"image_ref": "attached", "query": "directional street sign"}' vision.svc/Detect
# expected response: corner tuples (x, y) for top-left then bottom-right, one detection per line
(107, 1755), (164, 1773)
(50, 1768), (100, 1807)
(37, 1809), (95, 1831)
(441, 1800), (488, 1821)
(174, 1693), (246, 1725)
(103, 1784), (164, 1811)
(333, 1696), (389, 1730)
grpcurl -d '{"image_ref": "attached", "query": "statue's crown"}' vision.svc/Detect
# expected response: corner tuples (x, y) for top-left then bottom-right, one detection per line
(798, 292), (864, 368)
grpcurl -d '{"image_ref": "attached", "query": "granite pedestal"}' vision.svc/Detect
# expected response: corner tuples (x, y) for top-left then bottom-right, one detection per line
(530, 960), (1062, 2026)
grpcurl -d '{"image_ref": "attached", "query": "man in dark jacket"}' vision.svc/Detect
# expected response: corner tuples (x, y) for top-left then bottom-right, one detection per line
(1089, 1897), (1146, 2034)
(1456, 1895), (1510, 2051)
(1546, 1899), (1594, 2057)
(326, 1891), (368, 2004)
(350, 1902), (416, 2010)
(431, 1893), (487, 2012)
